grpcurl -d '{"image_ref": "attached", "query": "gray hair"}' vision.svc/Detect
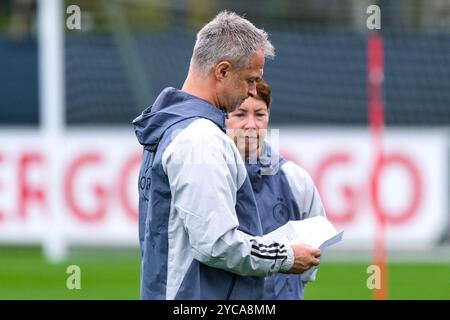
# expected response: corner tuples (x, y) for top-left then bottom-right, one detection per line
(190, 11), (275, 75)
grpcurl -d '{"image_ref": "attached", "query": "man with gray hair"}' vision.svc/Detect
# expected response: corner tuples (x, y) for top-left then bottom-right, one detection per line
(133, 10), (321, 300)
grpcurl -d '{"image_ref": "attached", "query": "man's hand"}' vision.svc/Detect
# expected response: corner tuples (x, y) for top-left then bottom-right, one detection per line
(285, 244), (321, 274)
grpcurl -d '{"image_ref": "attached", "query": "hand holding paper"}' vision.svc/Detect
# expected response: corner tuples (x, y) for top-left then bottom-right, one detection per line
(266, 216), (343, 278)
(266, 216), (343, 249)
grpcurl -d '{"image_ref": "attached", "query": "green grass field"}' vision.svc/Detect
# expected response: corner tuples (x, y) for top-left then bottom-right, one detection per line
(0, 247), (449, 299)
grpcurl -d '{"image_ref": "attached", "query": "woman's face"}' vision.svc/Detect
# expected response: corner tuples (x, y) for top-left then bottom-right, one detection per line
(226, 96), (269, 159)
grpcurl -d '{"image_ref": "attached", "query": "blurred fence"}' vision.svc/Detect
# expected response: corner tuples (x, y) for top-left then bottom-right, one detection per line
(1, 0), (450, 126)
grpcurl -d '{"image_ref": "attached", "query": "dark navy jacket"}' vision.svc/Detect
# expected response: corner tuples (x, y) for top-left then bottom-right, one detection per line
(245, 144), (326, 299)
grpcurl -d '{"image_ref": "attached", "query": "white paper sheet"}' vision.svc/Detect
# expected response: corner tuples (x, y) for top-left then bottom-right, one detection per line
(265, 216), (344, 280)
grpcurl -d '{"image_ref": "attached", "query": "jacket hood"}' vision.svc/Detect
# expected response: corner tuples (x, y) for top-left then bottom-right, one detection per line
(132, 87), (227, 149)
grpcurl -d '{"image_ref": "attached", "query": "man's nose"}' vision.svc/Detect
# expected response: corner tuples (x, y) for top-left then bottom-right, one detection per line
(248, 83), (257, 98)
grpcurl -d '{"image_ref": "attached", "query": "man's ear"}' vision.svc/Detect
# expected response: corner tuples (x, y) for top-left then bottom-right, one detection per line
(214, 61), (232, 80)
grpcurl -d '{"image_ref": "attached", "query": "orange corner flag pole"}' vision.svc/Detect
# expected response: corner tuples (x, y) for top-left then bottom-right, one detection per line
(368, 32), (389, 300)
